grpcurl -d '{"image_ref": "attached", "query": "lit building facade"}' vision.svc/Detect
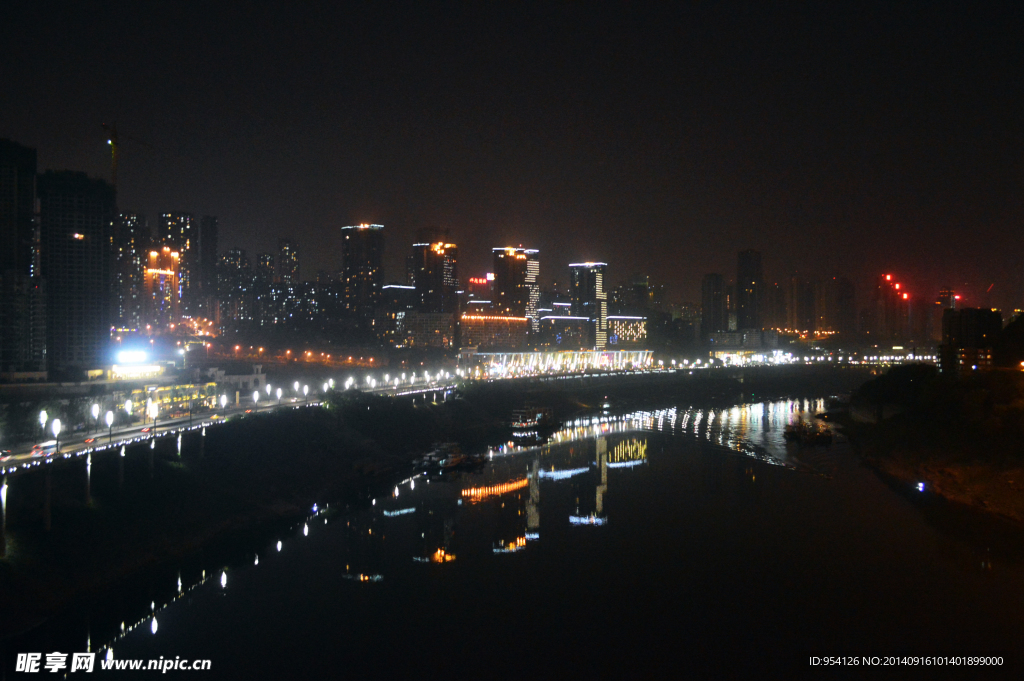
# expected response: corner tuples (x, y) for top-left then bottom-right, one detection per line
(460, 313), (528, 349)
(701, 273), (726, 340)
(114, 212), (149, 332)
(341, 224), (383, 321)
(405, 311), (455, 348)
(492, 247), (539, 329)
(569, 262), (608, 349)
(537, 316), (592, 350)
(277, 238), (300, 284)
(409, 228), (458, 313)
(158, 213), (196, 311)
(145, 246), (181, 328)
(607, 315), (647, 347)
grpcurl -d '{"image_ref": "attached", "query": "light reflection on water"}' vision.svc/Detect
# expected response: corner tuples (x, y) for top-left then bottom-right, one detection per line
(20, 398), (838, 665)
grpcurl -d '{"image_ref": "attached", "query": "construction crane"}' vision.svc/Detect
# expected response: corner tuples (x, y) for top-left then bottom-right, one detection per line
(101, 122), (120, 190)
(101, 122), (150, 193)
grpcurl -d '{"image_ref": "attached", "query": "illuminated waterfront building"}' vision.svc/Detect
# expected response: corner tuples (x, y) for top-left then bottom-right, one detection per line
(607, 315), (647, 347)
(376, 284), (417, 346)
(409, 228), (458, 314)
(404, 311), (455, 348)
(145, 247), (181, 328)
(460, 313), (528, 349)
(569, 262), (608, 349)
(492, 247), (539, 330)
(341, 224), (384, 321)
(537, 315), (593, 350)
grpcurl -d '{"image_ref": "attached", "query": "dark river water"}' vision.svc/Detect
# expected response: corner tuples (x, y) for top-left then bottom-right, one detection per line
(6, 398), (1024, 678)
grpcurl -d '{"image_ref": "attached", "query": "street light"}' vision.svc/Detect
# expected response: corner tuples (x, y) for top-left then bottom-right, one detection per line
(147, 401), (158, 432)
(293, 381), (300, 394)
(52, 418), (61, 454)
(105, 410), (114, 443)
(124, 399), (133, 424)
(303, 385), (308, 404)
(253, 390), (260, 405)
(39, 410), (47, 440)
(220, 394), (228, 410)
(91, 403), (100, 433)
(265, 383), (272, 397)
(276, 387), (282, 404)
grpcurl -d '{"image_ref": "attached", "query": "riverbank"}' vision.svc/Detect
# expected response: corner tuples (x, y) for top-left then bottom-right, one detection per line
(838, 365), (1024, 525)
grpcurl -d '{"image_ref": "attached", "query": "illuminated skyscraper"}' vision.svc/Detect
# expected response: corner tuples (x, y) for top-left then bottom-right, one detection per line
(144, 246), (181, 328)
(113, 212), (149, 332)
(277, 238), (300, 284)
(158, 212), (196, 310)
(341, 224), (384, 320)
(38, 170), (115, 376)
(569, 262), (608, 349)
(409, 228), (458, 313)
(491, 247), (539, 329)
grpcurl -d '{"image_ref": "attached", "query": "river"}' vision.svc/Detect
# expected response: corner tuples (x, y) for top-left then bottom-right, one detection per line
(6, 398), (1024, 677)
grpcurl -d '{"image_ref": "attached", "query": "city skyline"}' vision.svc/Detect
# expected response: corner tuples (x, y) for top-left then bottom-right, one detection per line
(2, 3), (1021, 309)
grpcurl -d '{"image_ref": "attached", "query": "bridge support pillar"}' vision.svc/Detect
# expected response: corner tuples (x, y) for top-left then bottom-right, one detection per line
(43, 466), (52, 532)
(85, 453), (92, 507)
(1, 475), (8, 557)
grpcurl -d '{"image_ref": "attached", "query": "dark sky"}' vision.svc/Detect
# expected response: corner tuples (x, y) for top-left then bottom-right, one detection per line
(3, 1), (1022, 308)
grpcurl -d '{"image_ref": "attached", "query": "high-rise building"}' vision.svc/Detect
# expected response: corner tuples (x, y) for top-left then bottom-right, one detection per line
(869, 274), (911, 341)
(158, 213), (196, 311)
(737, 249), (763, 330)
(408, 228), (458, 314)
(341, 224), (384, 320)
(38, 171), (115, 376)
(0, 139), (37, 275)
(113, 212), (149, 332)
(0, 139), (46, 376)
(701, 274), (726, 339)
(277, 238), (300, 284)
(218, 248), (253, 326)
(491, 247), (539, 329)
(492, 247), (528, 316)
(569, 262), (608, 349)
(144, 246), (181, 328)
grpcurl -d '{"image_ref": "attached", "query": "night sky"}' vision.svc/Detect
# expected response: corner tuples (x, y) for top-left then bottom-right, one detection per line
(2, 2), (1022, 308)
